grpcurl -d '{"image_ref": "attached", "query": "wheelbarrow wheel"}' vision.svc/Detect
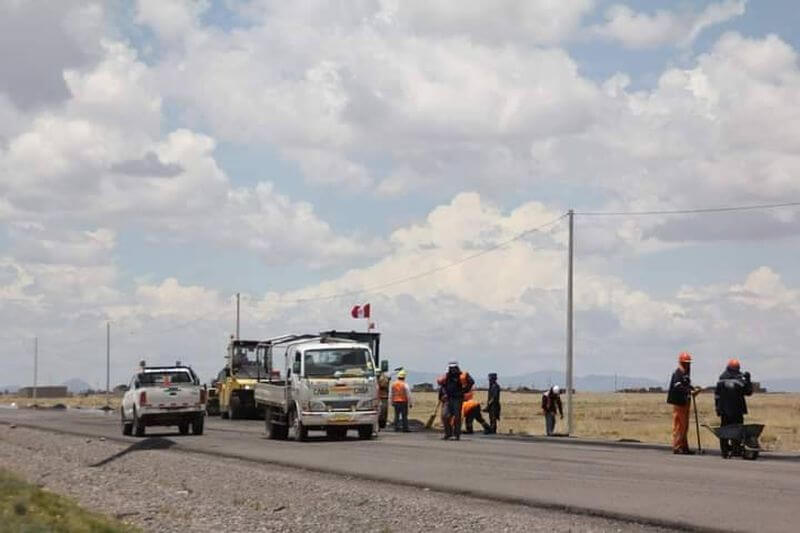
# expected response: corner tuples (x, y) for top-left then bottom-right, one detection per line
(743, 449), (759, 460)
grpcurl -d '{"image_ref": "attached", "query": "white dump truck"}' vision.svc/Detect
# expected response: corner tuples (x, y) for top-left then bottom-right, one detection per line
(254, 334), (380, 441)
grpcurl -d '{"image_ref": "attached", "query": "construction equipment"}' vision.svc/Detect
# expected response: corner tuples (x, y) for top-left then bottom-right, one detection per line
(703, 423), (765, 460)
(218, 338), (264, 420)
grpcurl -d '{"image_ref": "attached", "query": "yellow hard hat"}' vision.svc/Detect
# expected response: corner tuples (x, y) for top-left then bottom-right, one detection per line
(397, 370), (407, 379)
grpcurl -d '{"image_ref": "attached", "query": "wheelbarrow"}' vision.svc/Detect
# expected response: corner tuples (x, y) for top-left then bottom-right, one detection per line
(702, 423), (764, 460)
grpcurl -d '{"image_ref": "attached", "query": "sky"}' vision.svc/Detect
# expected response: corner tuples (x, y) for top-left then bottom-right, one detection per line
(2, 0), (800, 389)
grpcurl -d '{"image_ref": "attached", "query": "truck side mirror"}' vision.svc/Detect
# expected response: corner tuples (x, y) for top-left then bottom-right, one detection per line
(380, 360), (389, 372)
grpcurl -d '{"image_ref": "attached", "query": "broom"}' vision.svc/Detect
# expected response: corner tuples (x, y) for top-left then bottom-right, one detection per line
(425, 400), (442, 429)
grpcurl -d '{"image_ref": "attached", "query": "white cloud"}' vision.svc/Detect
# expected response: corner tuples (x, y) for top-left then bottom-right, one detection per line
(591, 0), (746, 49)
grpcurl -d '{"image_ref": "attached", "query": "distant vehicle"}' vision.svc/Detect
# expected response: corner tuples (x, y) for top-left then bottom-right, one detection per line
(205, 379), (220, 416)
(254, 334), (381, 441)
(121, 362), (206, 437)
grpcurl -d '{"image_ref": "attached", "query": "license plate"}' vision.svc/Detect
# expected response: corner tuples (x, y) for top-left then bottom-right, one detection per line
(331, 414), (351, 423)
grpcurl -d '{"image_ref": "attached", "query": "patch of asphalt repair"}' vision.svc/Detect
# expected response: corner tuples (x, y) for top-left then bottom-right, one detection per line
(0, 423), (681, 533)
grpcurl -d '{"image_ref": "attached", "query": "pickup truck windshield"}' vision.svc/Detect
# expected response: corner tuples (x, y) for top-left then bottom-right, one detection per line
(138, 371), (193, 386)
(304, 348), (372, 378)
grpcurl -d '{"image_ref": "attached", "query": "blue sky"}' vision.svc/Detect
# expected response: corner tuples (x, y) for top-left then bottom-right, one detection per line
(2, 0), (800, 387)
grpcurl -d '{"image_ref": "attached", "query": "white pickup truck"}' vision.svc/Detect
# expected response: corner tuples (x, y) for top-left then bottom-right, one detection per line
(254, 335), (379, 441)
(121, 364), (206, 437)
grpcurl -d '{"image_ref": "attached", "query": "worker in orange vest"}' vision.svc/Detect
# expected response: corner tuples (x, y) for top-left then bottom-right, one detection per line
(461, 391), (490, 434)
(390, 370), (412, 432)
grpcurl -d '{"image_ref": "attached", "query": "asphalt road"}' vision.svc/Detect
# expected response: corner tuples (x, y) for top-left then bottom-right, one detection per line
(2, 408), (799, 532)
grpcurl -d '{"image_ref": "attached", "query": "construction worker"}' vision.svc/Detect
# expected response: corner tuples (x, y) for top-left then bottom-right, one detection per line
(715, 359), (754, 458)
(541, 385), (563, 436)
(439, 361), (474, 440)
(485, 372), (501, 434)
(377, 369), (390, 429)
(461, 391), (491, 434)
(390, 370), (412, 432)
(667, 351), (699, 455)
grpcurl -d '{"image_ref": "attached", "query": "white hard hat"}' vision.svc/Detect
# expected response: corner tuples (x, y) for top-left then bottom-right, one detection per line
(552, 385), (561, 394)
(448, 360), (459, 368)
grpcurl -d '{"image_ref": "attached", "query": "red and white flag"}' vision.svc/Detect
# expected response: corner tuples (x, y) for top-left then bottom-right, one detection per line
(351, 303), (371, 319)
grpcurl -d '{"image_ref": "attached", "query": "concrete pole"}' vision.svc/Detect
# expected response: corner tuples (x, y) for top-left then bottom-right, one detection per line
(33, 336), (38, 401)
(566, 209), (574, 435)
(236, 293), (240, 340)
(106, 321), (111, 406)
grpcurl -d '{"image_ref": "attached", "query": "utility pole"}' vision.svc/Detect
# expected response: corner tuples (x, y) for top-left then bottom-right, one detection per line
(106, 321), (110, 406)
(33, 337), (38, 402)
(235, 293), (240, 340)
(566, 209), (574, 435)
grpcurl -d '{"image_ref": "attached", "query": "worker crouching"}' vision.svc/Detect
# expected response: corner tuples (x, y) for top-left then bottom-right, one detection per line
(461, 391), (490, 435)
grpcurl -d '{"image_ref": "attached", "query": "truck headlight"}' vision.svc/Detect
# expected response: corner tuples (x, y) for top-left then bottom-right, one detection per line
(308, 401), (327, 412)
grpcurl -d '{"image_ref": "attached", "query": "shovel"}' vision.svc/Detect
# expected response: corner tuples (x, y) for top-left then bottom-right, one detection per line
(425, 400), (442, 429)
(692, 390), (703, 454)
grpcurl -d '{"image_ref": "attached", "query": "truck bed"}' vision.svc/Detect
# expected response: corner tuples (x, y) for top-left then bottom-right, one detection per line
(254, 381), (288, 409)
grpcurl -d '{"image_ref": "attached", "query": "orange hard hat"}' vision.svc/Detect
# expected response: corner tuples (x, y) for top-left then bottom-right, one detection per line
(727, 358), (740, 370)
(678, 352), (692, 364)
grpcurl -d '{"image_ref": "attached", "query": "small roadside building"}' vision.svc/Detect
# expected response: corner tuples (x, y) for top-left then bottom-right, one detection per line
(17, 386), (68, 398)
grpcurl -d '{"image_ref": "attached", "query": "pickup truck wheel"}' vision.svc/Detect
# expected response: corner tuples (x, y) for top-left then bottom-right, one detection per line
(289, 409), (307, 442)
(358, 425), (374, 440)
(133, 408), (145, 437)
(121, 409), (133, 436)
(178, 421), (190, 435)
(191, 415), (204, 436)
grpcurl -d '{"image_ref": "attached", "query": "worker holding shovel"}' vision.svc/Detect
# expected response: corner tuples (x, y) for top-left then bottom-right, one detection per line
(667, 352), (701, 455)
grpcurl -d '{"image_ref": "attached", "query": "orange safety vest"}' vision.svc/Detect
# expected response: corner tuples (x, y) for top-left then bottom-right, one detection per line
(461, 399), (480, 418)
(391, 380), (408, 403)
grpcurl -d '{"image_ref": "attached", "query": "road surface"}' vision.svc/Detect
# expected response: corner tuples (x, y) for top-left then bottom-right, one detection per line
(2, 408), (799, 532)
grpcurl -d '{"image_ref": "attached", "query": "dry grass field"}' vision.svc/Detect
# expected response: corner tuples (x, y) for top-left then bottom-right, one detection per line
(408, 391), (800, 452)
(3, 391), (800, 452)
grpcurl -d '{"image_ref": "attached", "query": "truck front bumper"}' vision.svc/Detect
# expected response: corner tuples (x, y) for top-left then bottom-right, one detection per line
(300, 410), (377, 429)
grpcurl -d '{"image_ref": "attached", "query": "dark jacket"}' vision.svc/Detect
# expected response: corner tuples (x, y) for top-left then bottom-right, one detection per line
(541, 391), (563, 416)
(715, 369), (753, 418)
(486, 381), (501, 418)
(667, 366), (692, 406)
(442, 370), (474, 401)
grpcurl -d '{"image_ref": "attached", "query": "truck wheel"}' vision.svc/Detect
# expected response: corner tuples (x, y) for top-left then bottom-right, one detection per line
(289, 409), (307, 442)
(227, 403), (238, 420)
(220, 406), (229, 419)
(358, 425), (374, 440)
(133, 408), (145, 437)
(121, 409), (133, 436)
(192, 415), (204, 436)
(178, 421), (190, 435)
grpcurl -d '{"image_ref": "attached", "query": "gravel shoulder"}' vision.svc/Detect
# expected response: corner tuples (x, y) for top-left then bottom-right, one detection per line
(0, 424), (670, 532)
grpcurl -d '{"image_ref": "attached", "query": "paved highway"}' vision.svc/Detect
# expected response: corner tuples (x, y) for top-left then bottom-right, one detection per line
(2, 408), (799, 532)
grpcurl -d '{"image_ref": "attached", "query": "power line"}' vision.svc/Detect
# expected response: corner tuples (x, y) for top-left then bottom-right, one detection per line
(575, 201), (800, 216)
(282, 212), (569, 304)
